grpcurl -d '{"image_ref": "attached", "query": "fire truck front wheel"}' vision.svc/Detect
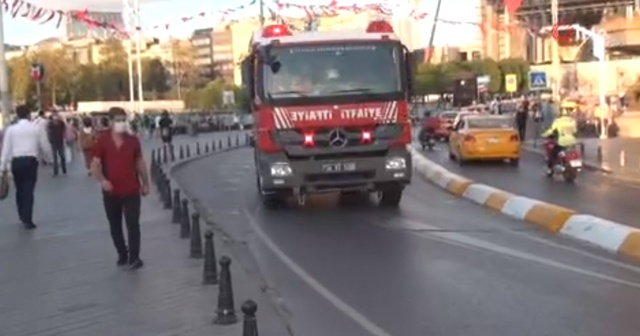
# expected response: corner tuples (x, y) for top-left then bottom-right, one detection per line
(379, 185), (404, 207)
(256, 174), (286, 209)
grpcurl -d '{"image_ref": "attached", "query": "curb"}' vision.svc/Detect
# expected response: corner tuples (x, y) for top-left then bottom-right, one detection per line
(410, 146), (640, 262)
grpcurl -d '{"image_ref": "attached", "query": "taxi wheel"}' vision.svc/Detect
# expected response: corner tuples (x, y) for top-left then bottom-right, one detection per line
(509, 158), (519, 167)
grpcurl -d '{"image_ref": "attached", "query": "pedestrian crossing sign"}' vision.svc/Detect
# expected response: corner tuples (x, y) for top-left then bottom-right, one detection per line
(529, 71), (548, 89)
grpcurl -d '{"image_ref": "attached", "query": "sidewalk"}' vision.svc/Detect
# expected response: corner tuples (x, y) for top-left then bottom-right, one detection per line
(0, 134), (288, 336)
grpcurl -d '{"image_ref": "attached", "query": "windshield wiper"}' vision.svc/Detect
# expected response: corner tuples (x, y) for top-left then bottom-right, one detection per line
(273, 90), (309, 97)
(327, 88), (373, 94)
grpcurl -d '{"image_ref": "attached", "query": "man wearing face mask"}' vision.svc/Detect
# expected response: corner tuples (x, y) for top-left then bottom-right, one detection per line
(78, 117), (96, 176)
(91, 107), (150, 270)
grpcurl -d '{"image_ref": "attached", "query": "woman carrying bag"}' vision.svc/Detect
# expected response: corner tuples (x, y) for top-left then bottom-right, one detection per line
(78, 117), (97, 176)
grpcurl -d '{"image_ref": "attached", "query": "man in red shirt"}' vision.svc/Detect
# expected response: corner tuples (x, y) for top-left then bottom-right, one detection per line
(91, 107), (150, 270)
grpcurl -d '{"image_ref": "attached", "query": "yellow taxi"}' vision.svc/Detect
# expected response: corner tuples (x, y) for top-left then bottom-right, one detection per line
(448, 115), (520, 166)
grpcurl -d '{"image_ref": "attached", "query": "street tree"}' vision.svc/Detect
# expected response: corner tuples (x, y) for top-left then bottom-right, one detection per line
(142, 58), (170, 98)
(168, 39), (199, 99)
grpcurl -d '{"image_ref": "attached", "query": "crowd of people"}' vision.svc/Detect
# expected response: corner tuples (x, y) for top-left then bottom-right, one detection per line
(0, 107), (177, 271)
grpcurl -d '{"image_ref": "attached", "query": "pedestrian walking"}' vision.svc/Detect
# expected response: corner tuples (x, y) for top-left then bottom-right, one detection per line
(515, 99), (529, 142)
(78, 117), (97, 176)
(158, 110), (173, 146)
(91, 107), (150, 270)
(0, 105), (51, 229)
(47, 110), (67, 176)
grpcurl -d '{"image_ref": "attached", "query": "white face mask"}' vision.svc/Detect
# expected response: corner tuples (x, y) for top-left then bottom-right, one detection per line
(113, 121), (128, 133)
(83, 127), (92, 133)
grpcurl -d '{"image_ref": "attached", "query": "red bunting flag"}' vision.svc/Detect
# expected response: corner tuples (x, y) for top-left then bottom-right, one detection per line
(504, 0), (523, 16)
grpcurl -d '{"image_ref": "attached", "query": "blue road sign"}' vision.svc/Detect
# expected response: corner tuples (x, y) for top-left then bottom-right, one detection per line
(529, 71), (547, 89)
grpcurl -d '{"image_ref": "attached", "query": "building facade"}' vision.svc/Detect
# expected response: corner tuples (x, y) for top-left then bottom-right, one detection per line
(212, 27), (234, 82)
(65, 11), (124, 41)
(191, 28), (215, 80)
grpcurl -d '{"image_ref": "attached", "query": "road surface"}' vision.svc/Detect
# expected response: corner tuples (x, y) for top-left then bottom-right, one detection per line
(174, 147), (640, 336)
(420, 143), (640, 229)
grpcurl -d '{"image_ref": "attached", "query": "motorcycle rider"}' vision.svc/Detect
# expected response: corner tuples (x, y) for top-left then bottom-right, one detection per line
(541, 106), (578, 174)
(420, 111), (441, 143)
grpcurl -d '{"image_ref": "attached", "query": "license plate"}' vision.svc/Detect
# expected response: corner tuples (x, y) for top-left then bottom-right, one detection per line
(487, 138), (499, 144)
(569, 160), (582, 167)
(322, 162), (356, 173)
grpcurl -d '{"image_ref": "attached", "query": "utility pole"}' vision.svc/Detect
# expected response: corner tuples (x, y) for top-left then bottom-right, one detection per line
(425, 0), (443, 63)
(134, 0), (144, 114)
(259, 0), (265, 27)
(123, 0), (135, 114)
(551, 0), (560, 102)
(0, 8), (11, 127)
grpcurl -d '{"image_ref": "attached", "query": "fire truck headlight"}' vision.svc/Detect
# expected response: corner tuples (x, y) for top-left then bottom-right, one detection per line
(270, 162), (293, 177)
(385, 157), (406, 170)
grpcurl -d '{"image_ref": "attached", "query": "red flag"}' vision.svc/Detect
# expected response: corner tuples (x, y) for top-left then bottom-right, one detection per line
(504, 0), (523, 16)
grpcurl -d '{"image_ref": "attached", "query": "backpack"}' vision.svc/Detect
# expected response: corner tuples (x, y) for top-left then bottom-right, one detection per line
(79, 132), (95, 149)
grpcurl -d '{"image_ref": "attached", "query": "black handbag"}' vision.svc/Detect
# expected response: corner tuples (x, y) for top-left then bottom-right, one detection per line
(0, 171), (9, 201)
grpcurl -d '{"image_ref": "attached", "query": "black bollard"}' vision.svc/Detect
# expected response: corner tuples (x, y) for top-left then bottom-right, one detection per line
(186, 145), (191, 158)
(158, 173), (166, 201)
(203, 230), (218, 285)
(190, 213), (203, 258)
(245, 133), (250, 146)
(172, 190), (182, 224)
(236, 134), (240, 147)
(212, 140), (217, 151)
(162, 146), (168, 163)
(205, 143), (210, 153)
(163, 180), (172, 209)
(597, 146), (603, 162)
(241, 300), (258, 336)
(170, 144), (176, 162)
(197, 142), (201, 155)
(214, 256), (237, 325)
(180, 199), (191, 239)
(179, 145), (184, 159)
(227, 136), (232, 148)
(219, 139), (223, 150)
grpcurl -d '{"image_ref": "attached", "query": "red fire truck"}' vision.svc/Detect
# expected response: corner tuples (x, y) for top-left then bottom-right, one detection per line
(241, 20), (414, 209)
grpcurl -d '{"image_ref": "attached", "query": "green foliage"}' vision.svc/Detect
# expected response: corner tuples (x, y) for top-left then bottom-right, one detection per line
(184, 79), (248, 111)
(414, 57), (531, 95)
(6, 41), (243, 109)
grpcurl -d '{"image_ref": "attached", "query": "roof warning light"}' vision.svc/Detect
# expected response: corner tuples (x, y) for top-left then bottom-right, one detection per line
(262, 24), (292, 38)
(366, 20), (394, 33)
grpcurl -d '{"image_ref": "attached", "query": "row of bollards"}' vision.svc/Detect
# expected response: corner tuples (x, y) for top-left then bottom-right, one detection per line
(149, 133), (259, 334)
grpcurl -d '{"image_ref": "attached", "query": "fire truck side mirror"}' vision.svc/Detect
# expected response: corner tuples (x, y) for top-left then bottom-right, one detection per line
(405, 52), (416, 98)
(241, 56), (255, 99)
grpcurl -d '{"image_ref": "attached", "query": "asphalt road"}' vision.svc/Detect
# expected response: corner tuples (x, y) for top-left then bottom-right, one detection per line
(419, 142), (640, 228)
(174, 148), (640, 336)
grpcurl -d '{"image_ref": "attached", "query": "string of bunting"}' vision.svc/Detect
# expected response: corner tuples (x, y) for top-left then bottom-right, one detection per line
(1, 0), (532, 39)
(1, 0), (66, 28)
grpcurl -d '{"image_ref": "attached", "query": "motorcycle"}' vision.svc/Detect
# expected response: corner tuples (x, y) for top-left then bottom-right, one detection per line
(419, 128), (437, 151)
(543, 139), (582, 183)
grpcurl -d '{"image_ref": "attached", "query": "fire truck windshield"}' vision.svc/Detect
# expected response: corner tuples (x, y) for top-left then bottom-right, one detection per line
(263, 42), (403, 103)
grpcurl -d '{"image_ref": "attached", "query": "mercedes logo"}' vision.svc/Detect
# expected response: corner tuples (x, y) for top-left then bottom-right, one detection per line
(328, 128), (348, 148)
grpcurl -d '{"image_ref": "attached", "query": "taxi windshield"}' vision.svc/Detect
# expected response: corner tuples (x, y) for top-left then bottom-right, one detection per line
(263, 43), (403, 101)
(467, 118), (513, 129)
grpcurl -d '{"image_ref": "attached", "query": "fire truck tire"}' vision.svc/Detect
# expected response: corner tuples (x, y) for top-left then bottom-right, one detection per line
(379, 187), (403, 207)
(256, 174), (284, 210)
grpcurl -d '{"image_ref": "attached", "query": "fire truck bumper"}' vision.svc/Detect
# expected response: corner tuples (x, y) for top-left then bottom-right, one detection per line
(256, 147), (412, 194)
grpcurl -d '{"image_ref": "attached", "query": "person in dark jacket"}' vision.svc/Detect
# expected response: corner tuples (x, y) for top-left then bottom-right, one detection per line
(47, 110), (67, 176)
(158, 110), (173, 145)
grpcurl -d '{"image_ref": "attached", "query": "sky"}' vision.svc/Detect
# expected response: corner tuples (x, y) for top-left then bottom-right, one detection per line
(2, 0), (481, 47)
